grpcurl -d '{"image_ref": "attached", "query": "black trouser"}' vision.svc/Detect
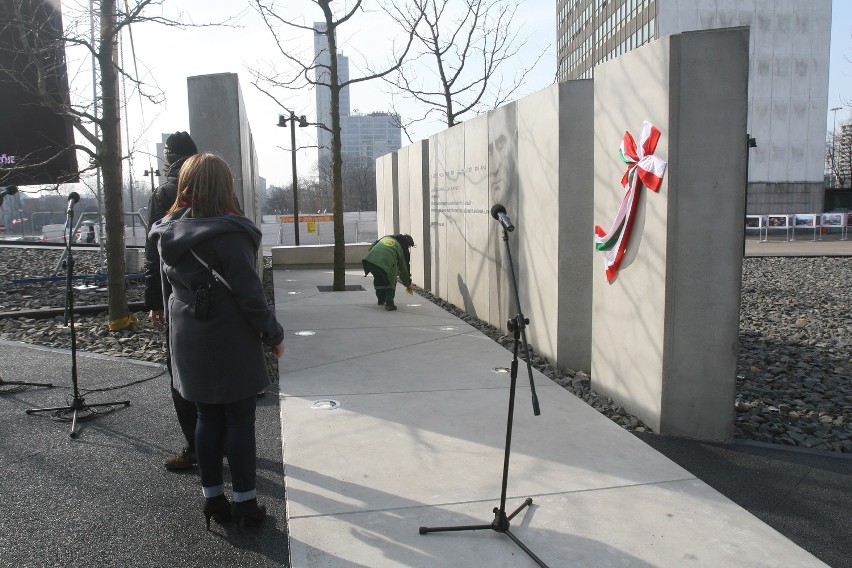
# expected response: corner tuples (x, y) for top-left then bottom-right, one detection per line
(196, 395), (257, 497)
(363, 260), (395, 303)
(166, 333), (197, 451)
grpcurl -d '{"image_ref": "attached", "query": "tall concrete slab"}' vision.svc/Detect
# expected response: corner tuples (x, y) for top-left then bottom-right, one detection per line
(591, 29), (749, 440)
(463, 114), (490, 318)
(487, 102), (519, 331)
(517, 82), (594, 374)
(443, 125), (467, 309)
(406, 140), (430, 291)
(375, 154), (386, 235)
(428, 130), (448, 297)
(187, 73), (259, 227)
(375, 152), (398, 237)
(396, 145), (411, 237)
(187, 73), (262, 273)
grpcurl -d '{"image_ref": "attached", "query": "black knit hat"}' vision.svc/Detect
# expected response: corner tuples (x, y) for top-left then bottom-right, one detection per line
(164, 131), (198, 163)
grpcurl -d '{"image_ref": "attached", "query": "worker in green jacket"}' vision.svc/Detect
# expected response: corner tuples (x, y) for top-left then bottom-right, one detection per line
(362, 234), (415, 311)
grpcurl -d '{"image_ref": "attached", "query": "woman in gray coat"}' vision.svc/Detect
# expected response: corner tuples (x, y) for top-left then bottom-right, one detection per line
(148, 153), (285, 530)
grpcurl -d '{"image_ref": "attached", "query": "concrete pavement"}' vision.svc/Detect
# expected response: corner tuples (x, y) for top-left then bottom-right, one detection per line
(274, 267), (836, 567)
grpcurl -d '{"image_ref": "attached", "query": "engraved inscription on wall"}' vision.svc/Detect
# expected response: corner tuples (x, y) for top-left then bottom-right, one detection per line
(430, 165), (489, 226)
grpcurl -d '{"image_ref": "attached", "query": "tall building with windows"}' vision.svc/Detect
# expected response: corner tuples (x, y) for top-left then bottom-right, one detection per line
(314, 22), (350, 168)
(340, 111), (402, 164)
(313, 23), (401, 173)
(556, 0), (832, 213)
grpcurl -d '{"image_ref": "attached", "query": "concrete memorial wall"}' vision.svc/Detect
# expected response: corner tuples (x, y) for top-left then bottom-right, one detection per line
(404, 141), (431, 290)
(424, 84), (594, 372)
(463, 114), (490, 317)
(518, 82), (594, 373)
(590, 28), (749, 440)
(375, 152), (398, 238)
(376, 28), (748, 441)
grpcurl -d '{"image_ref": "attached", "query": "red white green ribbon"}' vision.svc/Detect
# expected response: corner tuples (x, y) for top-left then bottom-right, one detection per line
(594, 121), (667, 282)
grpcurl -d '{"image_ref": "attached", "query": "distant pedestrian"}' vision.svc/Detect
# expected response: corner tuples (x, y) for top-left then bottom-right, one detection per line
(85, 224), (95, 244)
(362, 234), (415, 311)
(149, 153), (284, 530)
(143, 130), (200, 471)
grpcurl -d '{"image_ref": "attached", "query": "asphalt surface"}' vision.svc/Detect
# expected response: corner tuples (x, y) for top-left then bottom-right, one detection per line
(635, 433), (851, 568)
(0, 341), (290, 567)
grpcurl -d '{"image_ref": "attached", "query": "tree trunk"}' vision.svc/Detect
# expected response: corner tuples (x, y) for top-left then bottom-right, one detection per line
(99, 0), (130, 328)
(322, 5), (345, 291)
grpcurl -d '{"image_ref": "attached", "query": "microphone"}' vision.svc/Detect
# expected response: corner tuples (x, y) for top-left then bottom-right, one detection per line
(66, 191), (80, 213)
(490, 203), (515, 232)
(0, 185), (18, 197)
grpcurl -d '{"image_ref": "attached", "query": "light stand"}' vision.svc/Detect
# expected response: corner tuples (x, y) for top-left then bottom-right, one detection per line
(26, 193), (130, 438)
(419, 210), (548, 568)
(277, 111), (309, 246)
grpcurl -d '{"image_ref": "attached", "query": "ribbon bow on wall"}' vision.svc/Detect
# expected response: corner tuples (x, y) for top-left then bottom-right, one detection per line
(594, 121), (667, 282)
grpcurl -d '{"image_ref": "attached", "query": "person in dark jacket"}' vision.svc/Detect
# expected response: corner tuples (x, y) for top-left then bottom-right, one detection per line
(362, 234), (415, 311)
(144, 131), (199, 470)
(148, 153), (285, 530)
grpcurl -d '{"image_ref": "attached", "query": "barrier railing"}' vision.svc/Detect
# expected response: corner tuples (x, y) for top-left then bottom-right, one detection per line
(745, 212), (849, 242)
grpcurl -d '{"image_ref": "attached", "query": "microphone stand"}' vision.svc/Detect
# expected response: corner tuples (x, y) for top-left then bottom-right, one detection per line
(419, 222), (548, 567)
(26, 202), (130, 438)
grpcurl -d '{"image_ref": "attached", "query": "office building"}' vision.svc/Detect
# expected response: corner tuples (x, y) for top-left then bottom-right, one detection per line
(340, 111), (402, 164)
(556, 0), (832, 213)
(314, 22), (350, 169)
(313, 22), (401, 171)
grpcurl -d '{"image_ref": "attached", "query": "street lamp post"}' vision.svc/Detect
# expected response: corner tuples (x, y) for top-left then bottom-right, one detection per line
(278, 111), (309, 246)
(143, 168), (160, 193)
(830, 107), (842, 188)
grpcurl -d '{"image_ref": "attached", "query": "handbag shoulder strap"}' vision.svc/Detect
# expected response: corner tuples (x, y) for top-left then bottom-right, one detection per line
(190, 248), (233, 292)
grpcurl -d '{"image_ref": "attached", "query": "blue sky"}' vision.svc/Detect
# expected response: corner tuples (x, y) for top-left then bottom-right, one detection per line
(828, 0), (851, 130)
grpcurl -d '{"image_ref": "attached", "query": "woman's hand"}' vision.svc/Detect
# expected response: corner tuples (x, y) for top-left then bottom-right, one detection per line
(149, 309), (165, 330)
(271, 341), (285, 359)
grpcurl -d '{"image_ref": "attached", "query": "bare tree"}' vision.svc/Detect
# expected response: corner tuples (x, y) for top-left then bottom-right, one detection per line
(383, 0), (548, 136)
(1, 1), (235, 328)
(264, 184), (292, 215)
(252, 0), (420, 290)
(341, 155), (376, 211)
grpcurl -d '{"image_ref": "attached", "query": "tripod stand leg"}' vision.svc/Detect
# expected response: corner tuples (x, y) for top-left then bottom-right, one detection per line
(419, 522), (493, 535)
(506, 497), (533, 522)
(0, 378), (54, 391)
(504, 528), (550, 568)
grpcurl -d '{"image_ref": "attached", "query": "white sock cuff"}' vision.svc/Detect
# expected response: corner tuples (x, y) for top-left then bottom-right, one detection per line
(202, 484), (225, 498)
(233, 489), (257, 502)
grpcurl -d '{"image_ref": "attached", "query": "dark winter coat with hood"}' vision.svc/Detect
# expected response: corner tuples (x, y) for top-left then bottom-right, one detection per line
(148, 208), (284, 404)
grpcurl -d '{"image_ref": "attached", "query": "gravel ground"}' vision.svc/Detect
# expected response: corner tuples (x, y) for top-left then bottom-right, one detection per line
(1, 246), (849, 453)
(0, 246), (280, 385)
